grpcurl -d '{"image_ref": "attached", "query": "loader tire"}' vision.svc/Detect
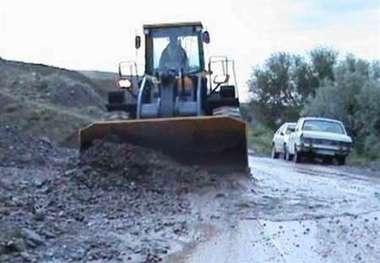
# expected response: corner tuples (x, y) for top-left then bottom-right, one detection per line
(108, 91), (125, 104)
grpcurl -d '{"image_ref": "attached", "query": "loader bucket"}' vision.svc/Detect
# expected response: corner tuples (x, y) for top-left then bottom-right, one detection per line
(79, 116), (248, 172)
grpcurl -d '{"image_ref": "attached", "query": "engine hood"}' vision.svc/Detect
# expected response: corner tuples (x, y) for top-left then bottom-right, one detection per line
(302, 131), (352, 143)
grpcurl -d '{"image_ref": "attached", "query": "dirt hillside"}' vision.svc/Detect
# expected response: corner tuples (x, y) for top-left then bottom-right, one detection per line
(79, 70), (118, 99)
(0, 59), (106, 112)
(0, 58), (113, 146)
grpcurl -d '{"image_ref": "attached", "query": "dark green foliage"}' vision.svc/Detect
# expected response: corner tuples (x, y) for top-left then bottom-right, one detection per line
(248, 47), (337, 127)
(248, 48), (380, 161)
(309, 47), (338, 82)
(303, 56), (380, 159)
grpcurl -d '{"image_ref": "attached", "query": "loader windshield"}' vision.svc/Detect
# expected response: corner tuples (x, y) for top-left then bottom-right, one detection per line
(150, 27), (202, 74)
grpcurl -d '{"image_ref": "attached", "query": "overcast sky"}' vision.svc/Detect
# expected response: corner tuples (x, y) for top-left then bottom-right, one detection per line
(1, 0), (379, 100)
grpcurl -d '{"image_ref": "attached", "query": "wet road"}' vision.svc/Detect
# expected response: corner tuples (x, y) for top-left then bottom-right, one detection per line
(172, 156), (380, 263)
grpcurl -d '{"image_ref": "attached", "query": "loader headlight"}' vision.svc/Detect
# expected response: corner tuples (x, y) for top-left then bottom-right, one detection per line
(118, 79), (132, 90)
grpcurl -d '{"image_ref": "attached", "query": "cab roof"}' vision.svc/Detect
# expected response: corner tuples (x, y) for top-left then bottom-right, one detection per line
(143, 22), (203, 30)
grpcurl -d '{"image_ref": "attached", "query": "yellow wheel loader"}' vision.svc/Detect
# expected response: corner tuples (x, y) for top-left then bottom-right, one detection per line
(80, 22), (248, 172)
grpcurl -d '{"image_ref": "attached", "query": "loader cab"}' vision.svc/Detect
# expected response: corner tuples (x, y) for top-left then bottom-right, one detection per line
(128, 22), (210, 118)
(142, 22), (206, 75)
(108, 22), (240, 119)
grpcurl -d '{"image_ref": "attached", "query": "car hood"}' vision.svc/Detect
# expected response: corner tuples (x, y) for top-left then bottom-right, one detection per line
(302, 131), (352, 143)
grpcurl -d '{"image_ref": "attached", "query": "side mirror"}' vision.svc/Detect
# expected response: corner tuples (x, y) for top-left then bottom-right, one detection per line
(118, 79), (132, 90)
(202, 31), (210, 44)
(280, 132), (284, 136)
(135, 35), (141, 49)
(119, 62), (129, 77)
(118, 61), (138, 78)
(213, 74), (229, 84)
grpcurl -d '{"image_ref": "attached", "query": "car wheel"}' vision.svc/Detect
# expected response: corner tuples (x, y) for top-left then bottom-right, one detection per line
(286, 150), (293, 161)
(323, 157), (333, 165)
(285, 145), (293, 161)
(271, 145), (279, 159)
(283, 144), (287, 160)
(337, 156), (346, 165)
(293, 148), (303, 163)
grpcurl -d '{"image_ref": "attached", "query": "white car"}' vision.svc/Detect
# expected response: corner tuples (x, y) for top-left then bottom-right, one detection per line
(271, 122), (296, 159)
(287, 117), (352, 165)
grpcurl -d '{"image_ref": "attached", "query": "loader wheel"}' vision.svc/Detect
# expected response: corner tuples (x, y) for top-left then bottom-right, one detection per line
(108, 91), (125, 104)
(271, 145), (279, 159)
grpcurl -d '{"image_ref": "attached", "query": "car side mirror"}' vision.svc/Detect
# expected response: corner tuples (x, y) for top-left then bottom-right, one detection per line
(202, 31), (210, 44)
(135, 35), (141, 49)
(280, 132), (284, 136)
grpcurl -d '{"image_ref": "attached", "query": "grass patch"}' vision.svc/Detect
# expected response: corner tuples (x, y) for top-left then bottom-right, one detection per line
(347, 149), (380, 169)
(247, 123), (273, 156)
(346, 150), (370, 167)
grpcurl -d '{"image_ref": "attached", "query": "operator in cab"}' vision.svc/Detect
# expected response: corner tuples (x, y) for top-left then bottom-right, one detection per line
(159, 35), (189, 73)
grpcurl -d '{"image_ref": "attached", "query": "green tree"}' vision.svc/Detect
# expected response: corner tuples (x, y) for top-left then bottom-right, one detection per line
(248, 48), (380, 161)
(248, 51), (328, 127)
(303, 55), (380, 158)
(248, 52), (297, 126)
(309, 47), (338, 82)
(355, 80), (380, 158)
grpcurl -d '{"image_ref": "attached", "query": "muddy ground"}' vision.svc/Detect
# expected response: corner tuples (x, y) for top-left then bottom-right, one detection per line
(171, 157), (380, 263)
(0, 131), (252, 263)
(1, 128), (380, 263)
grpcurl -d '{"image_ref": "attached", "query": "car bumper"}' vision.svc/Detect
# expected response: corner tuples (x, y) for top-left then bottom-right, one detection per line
(297, 143), (350, 157)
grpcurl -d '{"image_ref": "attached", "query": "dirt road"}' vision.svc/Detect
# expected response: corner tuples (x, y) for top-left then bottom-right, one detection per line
(170, 156), (380, 263)
(1, 138), (380, 263)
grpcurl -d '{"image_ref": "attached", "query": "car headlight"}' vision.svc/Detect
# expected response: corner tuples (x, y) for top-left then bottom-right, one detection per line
(340, 142), (352, 150)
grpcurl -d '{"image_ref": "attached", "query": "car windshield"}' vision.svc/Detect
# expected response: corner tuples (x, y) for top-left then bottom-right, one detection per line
(286, 124), (295, 134)
(150, 27), (201, 74)
(302, 120), (344, 134)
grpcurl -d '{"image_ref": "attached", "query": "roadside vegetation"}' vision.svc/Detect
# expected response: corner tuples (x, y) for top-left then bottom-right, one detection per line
(245, 48), (380, 165)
